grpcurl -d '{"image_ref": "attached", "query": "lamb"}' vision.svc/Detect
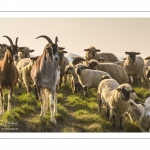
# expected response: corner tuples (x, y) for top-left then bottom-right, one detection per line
(58, 49), (69, 89)
(75, 63), (111, 97)
(97, 76), (135, 131)
(87, 59), (129, 84)
(143, 56), (150, 91)
(0, 36), (19, 115)
(64, 64), (82, 93)
(123, 52), (145, 86)
(31, 35), (60, 125)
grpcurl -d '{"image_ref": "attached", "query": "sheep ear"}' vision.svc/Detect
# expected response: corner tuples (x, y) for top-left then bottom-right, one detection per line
(63, 51), (68, 53)
(30, 56), (39, 61)
(84, 66), (88, 69)
(71, 57), (75, 59)
(117, 87), (121, 92)
(140, 102), (145, 107)
(29, 50), (35, 53)
(81, 58), (86, 61)
(96, 49), (101, 52)
(130, 89), (135, 93)
(18, 47), (25, 52)
(135, 52), (140, 55)
(145, 56), (150, 60)
(84, 49), (89, 51)
(123, 58), (127, 60)
(125, 52), (129, 55)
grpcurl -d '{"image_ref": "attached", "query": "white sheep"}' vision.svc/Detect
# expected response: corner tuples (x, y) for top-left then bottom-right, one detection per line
(97, 76), (135, 131)
(64, 64), (82, 93)
(143, 56), (150, 91)
(88, 59), (129, 84)
(75, 63), (111, 97)
(123, 52), (145, 86)
(139, 97), (150, 132)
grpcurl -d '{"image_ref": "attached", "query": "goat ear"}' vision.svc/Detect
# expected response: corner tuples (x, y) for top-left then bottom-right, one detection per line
(84, 49), (89, 51)
(58, 47), (65, 50)
(29, 50), (35, 53)
(135, 52), (140, 55)
(96, 49), (101, 52)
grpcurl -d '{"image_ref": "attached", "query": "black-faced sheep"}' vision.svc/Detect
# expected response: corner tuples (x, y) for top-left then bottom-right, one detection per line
(87, 59), (129, 84)
(97, 76), (135, 131)
(75, 63), (111, 97)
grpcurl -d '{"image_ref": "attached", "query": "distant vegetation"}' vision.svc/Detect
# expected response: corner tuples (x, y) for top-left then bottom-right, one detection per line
(0, 81), (149, 132)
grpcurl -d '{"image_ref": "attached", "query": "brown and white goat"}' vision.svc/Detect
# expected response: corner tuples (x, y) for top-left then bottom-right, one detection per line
(0, 36), (19, 115)
(31, 35), (60, 125)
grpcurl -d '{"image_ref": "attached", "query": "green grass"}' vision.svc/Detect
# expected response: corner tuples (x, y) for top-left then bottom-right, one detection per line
(0, 82), (149, 132)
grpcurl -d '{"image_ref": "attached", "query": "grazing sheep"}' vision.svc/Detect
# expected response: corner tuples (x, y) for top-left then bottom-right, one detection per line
(143, 56), (150, 91)
(97, 76), (135, 131)
(0, 36), (19, 115)
(31, 35), (60, 125)
(75, 63), (111, 97)
(58, 49), (69, 89)
(88, 59), (129, 84)
(71, 56), (86, 65)
(97, 52), (118, 62)
(64, 64), (82, 93)
(123, 52), (145, 86)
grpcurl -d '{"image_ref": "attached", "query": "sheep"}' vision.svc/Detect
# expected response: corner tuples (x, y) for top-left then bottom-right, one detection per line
(123, 52), (145, 86)
(71, 56), (86, 65)
(138, 97), (150, 132)
(87, 59), (129, 84)
(143, 56), (150, 91)
(16, 57), (39, 97)
(74, 63), (111, 97)
(97, 76), (135, 131)
(97, 52), (118, 62)
(58, 49), (69, 90)
(126, 100), (144, 123)
(0, 36), (19, 115)
(64, 64), (82, 93)
(84, 46), (100, 65)
(31, 35), (60, 125)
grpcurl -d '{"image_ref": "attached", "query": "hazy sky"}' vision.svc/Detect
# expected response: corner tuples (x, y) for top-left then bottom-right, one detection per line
(0, 18), (150, 59)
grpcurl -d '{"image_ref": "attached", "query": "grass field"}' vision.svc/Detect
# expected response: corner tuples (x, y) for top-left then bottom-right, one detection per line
(0, 81), (149, 132)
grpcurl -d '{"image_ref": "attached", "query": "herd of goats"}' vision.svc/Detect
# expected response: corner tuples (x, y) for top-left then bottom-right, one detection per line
(0, 35), (150, 132)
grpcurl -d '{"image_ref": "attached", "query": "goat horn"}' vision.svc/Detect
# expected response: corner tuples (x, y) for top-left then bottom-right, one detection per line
(35, 35), (53, 44)
(3, 36), (13, 46)
(15, 37), (18, 46)
(55, 36), (59, 44)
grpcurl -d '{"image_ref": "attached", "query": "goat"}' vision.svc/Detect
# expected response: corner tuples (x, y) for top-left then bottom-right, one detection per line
(31, 35), (60, 125)
(0, 36), (19, 115)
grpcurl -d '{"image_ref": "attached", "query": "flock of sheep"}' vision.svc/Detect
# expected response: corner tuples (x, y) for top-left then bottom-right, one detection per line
(0, 35), (150, 132)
